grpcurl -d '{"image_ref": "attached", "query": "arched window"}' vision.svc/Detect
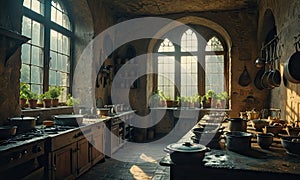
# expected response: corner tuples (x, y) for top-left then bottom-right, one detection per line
(157, 29), (198, 100)
(21, 0), (72, 102)
(156, 28), (228, 103)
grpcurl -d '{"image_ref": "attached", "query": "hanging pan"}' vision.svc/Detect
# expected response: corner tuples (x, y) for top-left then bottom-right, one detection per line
(284, 41), (300, 83)
(238, 66), (251, 86)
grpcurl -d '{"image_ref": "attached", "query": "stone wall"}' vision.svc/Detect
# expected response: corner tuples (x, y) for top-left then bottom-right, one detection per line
(258, 0), (300, 122)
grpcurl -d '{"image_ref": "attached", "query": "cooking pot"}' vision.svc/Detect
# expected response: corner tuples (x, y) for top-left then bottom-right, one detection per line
(227, 118), (248, 132)
(225, 131), (253, 152)
(52, 114), (84, 127)
(284, 42), (300, 83)
(0, 125), (17, 139)
(8, 115), (37, 133)
(164, 142), (210, 164)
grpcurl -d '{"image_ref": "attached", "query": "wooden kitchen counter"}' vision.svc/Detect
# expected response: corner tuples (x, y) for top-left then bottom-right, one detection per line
(160, 119), (300, 179)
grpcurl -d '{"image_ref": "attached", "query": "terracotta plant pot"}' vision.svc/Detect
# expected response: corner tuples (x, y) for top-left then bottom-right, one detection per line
(51, 99), (59, 107)
(20, 98), (27, 109)
(43, 99), (52, 108)
(28, 99), (38, 109)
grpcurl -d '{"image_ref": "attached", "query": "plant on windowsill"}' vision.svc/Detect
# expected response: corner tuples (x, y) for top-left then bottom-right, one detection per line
(149, 90), (167, 107)
(205, 90), (217, 108)
(216, 91), (229, 109)
(27, 91), (38, 109)
(20, 82), (30, 109)
(39, 91), (52, 108)
(48, 86), (63, 107)
(66, 94), (80, 106)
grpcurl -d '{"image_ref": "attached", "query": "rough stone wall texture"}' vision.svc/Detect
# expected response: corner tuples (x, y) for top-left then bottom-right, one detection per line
(258, 0), (300, 122)
(0, 0), (23, 124)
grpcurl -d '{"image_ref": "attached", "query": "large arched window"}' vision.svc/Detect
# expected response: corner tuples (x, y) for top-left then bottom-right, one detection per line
(156, 28), (227, 101)
(21, 0), (72, 101)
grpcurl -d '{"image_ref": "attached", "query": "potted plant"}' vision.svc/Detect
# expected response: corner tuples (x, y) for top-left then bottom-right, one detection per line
(66, 94), (80, 106)
(48, 86), (63, 107)
(205, 90), (217, 108)
(217, 91), (229, 108)
(149, 90), (167, 107)
(39, 91), (52, 108)
(27, 91), (38, 109)
(19, 82), (30, 109)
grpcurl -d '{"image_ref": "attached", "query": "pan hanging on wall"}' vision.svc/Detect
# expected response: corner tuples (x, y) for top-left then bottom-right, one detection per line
(238, 66), (251, 86)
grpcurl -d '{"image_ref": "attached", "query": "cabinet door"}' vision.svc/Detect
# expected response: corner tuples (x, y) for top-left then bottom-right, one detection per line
(91, 123), (105, 165)
(77, 138), (91, 176)
(111, 124), (119, 154)
(52, 143), (76, 180)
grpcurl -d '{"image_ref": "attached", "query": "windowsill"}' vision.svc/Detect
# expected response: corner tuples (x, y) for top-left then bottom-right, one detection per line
(21, 106), (73, 112)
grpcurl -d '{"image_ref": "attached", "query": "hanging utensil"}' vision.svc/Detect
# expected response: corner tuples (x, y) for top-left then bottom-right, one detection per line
(284, 36), (300, 83)
(238, 66), (251, 86)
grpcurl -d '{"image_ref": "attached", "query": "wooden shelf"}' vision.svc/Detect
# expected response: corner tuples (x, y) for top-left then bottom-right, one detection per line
(0, 26), (30, 65)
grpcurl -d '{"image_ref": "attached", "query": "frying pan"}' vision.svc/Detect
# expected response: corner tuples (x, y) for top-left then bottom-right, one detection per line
(254, 69), (265, 90)
(284, 41), (300, 83)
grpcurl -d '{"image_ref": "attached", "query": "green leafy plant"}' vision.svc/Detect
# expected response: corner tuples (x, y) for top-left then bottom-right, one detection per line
(39, 91), (52, 99)
(20, 82), (31, 100)
(66, 94), (80, 106)
(205, 90), (217, 99)
(48, 86), (63, 99)
(28, 91), (38, 100)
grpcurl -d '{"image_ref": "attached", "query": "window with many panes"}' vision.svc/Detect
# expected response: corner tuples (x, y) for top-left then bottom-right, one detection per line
(21, 0), (72, 102)
(156, 28), (227, 100)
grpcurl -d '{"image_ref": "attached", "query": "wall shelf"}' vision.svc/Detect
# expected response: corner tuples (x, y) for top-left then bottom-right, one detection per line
(0, 26), (30, 66)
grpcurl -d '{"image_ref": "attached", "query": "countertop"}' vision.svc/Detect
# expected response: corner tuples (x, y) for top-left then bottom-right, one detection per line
(160, 117), (300, 177)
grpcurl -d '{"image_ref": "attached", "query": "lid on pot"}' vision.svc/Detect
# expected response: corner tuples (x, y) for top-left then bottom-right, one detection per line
(166, 142), (207, 152)
(9, 116), (37, 120)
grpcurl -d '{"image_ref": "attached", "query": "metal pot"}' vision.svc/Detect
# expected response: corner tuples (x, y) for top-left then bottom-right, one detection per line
(225, 131), (253, 152)
(52, 114), (84, 127)
(164, 142), (210, 164)
(227, 118), (248, 132)
(8, 115), (37, 133)
(284, 42), (300, 83)
(0, 125), (17, 139)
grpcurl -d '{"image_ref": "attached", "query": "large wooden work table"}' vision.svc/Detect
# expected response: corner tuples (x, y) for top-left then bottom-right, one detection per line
(160, 116), (300, 179)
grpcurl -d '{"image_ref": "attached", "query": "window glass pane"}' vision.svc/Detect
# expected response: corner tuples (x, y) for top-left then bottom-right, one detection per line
(56, 72), (61, 85)
(31, 84), (42, 95)
(31, 46), (43, 66)
(31, 0), (44, 15)
(22, 16), (31, 39)
(205, 55), (224, 93)
(61, 55), (68, 71)
(181, 56), (197, 97)
(51, 0), (71, 30)
(57, 33), (63, 53)
(158, 38), (175, 52)
(49, 70), (56, 85)
(50, 51), (57, 69)
(31, 20), (44, 46)
(20, 64), (30, 83)
(31, 66), (43, 84)
(50, 30), (57, 51)
(181, 29), (197, 52)
(21, 44), (31, 64)
(62, 35), (70, 55)
(23, 0), (31, 9)
(57, 54), (62, 71)
(205, 36), (224, 51)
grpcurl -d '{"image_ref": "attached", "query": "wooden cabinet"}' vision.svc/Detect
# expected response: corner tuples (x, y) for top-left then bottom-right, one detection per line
(77, 138), (91, 177)
(51, 143), (77, 180)
(46, 122), (106, 179)
(91, 123), (105, 165)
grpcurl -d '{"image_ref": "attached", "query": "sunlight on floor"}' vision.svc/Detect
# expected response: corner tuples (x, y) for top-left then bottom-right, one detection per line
(139, 153), (158, 163)
(130, 165), (152, 180)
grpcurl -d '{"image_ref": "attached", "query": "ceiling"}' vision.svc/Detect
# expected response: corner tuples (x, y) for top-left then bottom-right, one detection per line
(102, 0), (258, 17)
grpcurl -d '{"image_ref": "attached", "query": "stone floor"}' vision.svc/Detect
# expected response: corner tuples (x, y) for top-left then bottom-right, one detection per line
(78, 140), (171, 180)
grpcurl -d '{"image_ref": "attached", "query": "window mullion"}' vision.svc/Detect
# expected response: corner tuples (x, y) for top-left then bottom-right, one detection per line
(43, 0), (51, 92)
(174, 44), (180, 98)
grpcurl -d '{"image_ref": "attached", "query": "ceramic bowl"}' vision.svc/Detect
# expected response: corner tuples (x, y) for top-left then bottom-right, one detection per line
(281, 136), (300, 156)
(251, 119), (269, 131)
(257, 133), (274, 149)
